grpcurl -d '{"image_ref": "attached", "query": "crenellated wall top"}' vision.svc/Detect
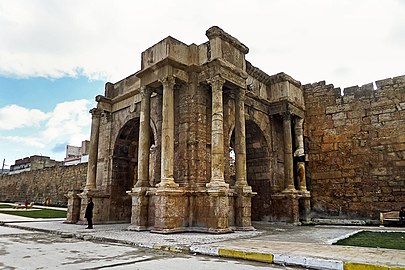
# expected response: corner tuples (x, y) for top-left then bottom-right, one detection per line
(303, 74), (405, 99)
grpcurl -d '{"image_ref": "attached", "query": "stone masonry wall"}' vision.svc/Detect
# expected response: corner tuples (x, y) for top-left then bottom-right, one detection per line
(304, 75), (405, 219)
(0, 163), (87, 206)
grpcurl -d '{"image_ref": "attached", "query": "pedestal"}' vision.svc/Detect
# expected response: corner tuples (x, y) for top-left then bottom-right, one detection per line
(152, 188), (187, 233)
(127, 187), (150, 231)
(78, 190), (110, 225)
(272, 191), (300, 224)
(233, 186), (256, 231)
(299, 191), (311, 223)
(206, 186), (232, 233)
(64, 190), (82, 224)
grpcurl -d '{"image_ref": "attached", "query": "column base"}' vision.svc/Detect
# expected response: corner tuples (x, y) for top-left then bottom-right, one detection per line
(156, 178), (179, 189)
(282, 186), (298, 194)
(206, 181), (229, 190)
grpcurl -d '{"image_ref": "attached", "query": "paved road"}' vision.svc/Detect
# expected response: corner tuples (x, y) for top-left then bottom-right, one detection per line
(0, 226), (301, 270)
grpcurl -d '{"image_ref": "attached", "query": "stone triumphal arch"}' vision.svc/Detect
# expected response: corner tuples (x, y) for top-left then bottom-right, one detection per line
(66, 26), (310, 233)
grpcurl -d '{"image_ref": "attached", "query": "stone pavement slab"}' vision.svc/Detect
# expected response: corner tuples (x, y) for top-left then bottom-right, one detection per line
(0, 217), (404, 270)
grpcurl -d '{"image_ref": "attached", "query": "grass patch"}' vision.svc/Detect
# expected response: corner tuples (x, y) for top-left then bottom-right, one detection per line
(0, 208), (66, 218)
(0, 204), (14, 209)
(334, 231), (405, 250)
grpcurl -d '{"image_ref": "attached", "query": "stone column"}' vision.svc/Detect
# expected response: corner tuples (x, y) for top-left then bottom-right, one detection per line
(282, 112), (295, 192)
(85, 108), (102, 190)
(135, 86), (152, 188)
(294, 118), (305, 158)
(157, 76), (178, 188)
(207, 75), (228, 189)
(205, 75), (231, 233)
(294, 117), (307, 192)
(234, 87), (255, 230)
(235, 87), (247, 187)
(128, 86), (152, 231)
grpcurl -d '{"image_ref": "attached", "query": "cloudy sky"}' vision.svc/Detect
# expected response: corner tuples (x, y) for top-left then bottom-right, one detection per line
(0, 0), (404, 169)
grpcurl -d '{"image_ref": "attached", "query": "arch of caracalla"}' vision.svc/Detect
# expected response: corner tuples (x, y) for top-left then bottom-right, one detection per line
(66, 26), (311, 233)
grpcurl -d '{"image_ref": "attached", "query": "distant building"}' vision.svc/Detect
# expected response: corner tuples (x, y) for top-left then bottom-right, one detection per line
(63, 140), (89, 166)
(0, 169), (10, 174)
(9, 155), (59, 174)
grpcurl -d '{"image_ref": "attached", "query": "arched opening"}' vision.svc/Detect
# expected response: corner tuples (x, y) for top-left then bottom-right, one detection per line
(244, 120), (271, 221)
(110, 118), (155, 222)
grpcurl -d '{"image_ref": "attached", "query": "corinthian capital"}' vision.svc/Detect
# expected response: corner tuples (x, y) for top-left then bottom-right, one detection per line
(89, 108), (102, 118)
(140, 86), (153, 99)
(207, 75), (225, 89)
(159, 76), (176, 89)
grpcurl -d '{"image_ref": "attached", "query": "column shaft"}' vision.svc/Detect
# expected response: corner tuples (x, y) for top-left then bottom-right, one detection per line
(158, 76), (178, 188)
(207, 76), (228, 188)
(294, 118), (305, 158)
(294, 118), (307, 191)
(235, 87), (247, 187)
(283, 112), (295, 191)
(135, 86), (152, 188)
(85, 108), (102, 190)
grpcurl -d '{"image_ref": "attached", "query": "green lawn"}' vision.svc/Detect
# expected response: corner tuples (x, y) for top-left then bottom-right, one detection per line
(334, 231), (405, 250)
(0, 203), (67, 218)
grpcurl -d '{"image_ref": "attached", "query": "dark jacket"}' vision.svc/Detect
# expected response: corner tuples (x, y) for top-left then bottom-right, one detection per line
(85, 201), (94, 219)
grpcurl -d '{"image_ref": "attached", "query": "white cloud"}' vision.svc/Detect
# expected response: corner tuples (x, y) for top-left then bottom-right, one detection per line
(0, 99), (92, 162)
(0, 104), (49, 130)
(42, 99), (91, 144)
(0, 135), (45, 148)
(0, 0), (404, 87)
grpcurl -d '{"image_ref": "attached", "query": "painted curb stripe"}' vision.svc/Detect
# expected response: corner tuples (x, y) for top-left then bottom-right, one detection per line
(218, 248), (274, 263)
(274, 254), (343, 270)
(344, 262), (405, 270)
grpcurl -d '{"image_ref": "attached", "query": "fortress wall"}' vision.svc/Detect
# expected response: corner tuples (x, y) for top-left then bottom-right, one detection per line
(0, 163), (87, 206)
(304, 75), (405, 219)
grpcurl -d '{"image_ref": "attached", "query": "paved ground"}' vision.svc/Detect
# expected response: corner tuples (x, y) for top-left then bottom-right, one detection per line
(0, 212), (404, 270)
(1, 226), (297, 270)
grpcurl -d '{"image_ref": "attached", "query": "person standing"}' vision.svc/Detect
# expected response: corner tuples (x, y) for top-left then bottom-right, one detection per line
(85, 198), (94, 229)
(400, 206), (405, 226)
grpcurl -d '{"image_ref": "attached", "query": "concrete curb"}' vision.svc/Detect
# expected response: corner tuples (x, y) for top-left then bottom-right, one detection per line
(3, 223), (404, 270)
(189, 245), (405, 270)
(343, 263), (405, 270)
(190, 245), (342, 270)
